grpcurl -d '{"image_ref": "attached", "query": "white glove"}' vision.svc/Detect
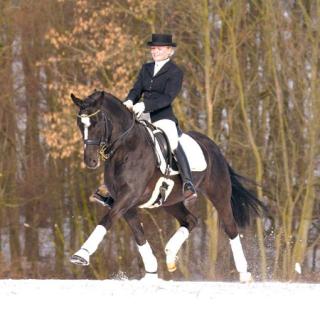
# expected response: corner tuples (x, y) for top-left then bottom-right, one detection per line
(123, 100), (133, 110)
(133, 102), (145, 118)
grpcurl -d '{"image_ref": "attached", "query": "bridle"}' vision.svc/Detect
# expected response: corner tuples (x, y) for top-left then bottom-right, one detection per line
(77, 109), (136, 161)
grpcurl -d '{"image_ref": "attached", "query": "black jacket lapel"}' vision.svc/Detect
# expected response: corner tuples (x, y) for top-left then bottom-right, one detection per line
(146, 62), (155, 77)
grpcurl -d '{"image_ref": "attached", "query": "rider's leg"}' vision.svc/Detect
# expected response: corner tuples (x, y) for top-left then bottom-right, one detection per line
(152, 119), (179, 151)
(174, 143), (197, 203)
(153, 119), (197, 203)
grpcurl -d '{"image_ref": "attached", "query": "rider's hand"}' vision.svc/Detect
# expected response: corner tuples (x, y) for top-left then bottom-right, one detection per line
(123, 100), (133, 110)
(133, 102), (145, 118)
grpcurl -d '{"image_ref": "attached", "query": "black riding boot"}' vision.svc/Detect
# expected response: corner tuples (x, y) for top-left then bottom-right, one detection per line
(174, 143), (197, 204)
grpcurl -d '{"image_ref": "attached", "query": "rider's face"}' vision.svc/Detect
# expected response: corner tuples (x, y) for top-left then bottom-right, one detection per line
(150, 46), (173, 61)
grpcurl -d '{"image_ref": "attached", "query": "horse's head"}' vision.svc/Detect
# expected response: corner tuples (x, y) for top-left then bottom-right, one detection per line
(71, 91), (108, 169)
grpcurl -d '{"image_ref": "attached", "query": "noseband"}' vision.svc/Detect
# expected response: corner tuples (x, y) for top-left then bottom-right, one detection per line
(77, 109), (135, 161)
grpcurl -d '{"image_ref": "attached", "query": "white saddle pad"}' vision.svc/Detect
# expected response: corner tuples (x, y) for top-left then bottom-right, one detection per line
(179, 133), (207, 172)
(146, 127), (207, 176)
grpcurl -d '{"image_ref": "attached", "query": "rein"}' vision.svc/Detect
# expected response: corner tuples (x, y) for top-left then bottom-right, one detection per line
(78, 109), (136, 161)
(99, 113), (136, 160)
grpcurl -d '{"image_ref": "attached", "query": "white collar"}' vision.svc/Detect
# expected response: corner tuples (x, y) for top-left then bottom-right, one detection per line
(155, 58), (170, 67)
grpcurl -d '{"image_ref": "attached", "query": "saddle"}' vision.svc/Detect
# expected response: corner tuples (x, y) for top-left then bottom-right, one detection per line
(140, 120), (207, 177)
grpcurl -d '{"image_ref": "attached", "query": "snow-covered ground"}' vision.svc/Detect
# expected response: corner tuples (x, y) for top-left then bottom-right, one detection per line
(0, 279), (319, 311)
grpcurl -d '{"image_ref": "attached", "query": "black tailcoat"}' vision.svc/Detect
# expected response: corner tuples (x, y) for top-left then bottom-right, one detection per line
(125, 60), (183, 123)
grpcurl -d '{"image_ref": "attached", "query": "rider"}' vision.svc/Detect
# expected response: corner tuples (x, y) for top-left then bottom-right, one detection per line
(93, 33), (197, 206)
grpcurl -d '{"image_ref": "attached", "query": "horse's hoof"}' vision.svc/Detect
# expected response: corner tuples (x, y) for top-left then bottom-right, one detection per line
(167, 262), (177, 272)
(141, 272), (159, 281)
(89, 193), (113, 209)
(239, 272), (253, 283)
(70, 255), (89, 266)
(70, 249), (90, 266)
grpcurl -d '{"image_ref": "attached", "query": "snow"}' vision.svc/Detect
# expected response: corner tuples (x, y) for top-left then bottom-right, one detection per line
(0, 279), (319, 311)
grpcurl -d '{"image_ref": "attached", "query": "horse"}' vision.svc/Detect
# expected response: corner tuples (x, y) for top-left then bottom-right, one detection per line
(69, 90), (267, 282)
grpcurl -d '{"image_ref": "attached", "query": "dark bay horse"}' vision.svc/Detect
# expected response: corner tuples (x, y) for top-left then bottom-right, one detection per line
(70, 90), (267, 282)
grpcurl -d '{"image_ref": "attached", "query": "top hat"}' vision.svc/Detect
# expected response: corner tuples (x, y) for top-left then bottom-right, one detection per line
(147, 34), (177, 47)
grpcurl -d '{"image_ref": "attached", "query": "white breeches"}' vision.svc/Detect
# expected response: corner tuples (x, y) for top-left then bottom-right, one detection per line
(153, 119), (179, 151)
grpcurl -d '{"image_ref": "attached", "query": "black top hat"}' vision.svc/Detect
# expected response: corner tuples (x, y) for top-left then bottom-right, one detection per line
(147, 34), (177, 47)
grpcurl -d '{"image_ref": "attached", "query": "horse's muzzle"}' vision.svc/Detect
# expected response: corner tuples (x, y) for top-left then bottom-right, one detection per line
(84, 155), (100, 169)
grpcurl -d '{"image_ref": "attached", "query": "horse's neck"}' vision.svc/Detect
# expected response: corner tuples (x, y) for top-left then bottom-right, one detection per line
(102, 100), (132, 136)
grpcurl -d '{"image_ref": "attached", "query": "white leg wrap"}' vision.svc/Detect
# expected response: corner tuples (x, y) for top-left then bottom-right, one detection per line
(81, 225), (107, 255)
(165, 227), (189, 264)
(229, 235), (248, 273)
(137, 241), (158, 273)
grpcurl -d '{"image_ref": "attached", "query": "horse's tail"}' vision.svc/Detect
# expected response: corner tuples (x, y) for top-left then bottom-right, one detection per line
(228, 165), (267, 227)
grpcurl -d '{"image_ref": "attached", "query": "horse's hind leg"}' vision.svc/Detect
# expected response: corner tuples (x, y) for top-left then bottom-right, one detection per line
(122, 208), (158, 278)
(224, 203), (252, 282)
(163, 202), (198, 272)
(206, 185), (252, 282)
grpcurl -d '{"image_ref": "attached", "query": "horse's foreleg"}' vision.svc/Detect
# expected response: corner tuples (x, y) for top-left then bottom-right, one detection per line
(123, 209), (158, 277)
(70, 224), (107, 266)
(70, 193), (135, 266)
(163, 202), (198, 272)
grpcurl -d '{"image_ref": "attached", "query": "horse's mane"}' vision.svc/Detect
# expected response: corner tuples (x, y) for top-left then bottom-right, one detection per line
(83, 90), (120, 104)
(101, 91), (133, 118)
(102, 91), (122, 105)
(84, 91), (103, 105)
(83, 90), (132, 119)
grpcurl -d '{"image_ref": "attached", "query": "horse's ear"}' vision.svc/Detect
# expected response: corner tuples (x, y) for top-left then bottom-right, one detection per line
(71, 93), (83, 108)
